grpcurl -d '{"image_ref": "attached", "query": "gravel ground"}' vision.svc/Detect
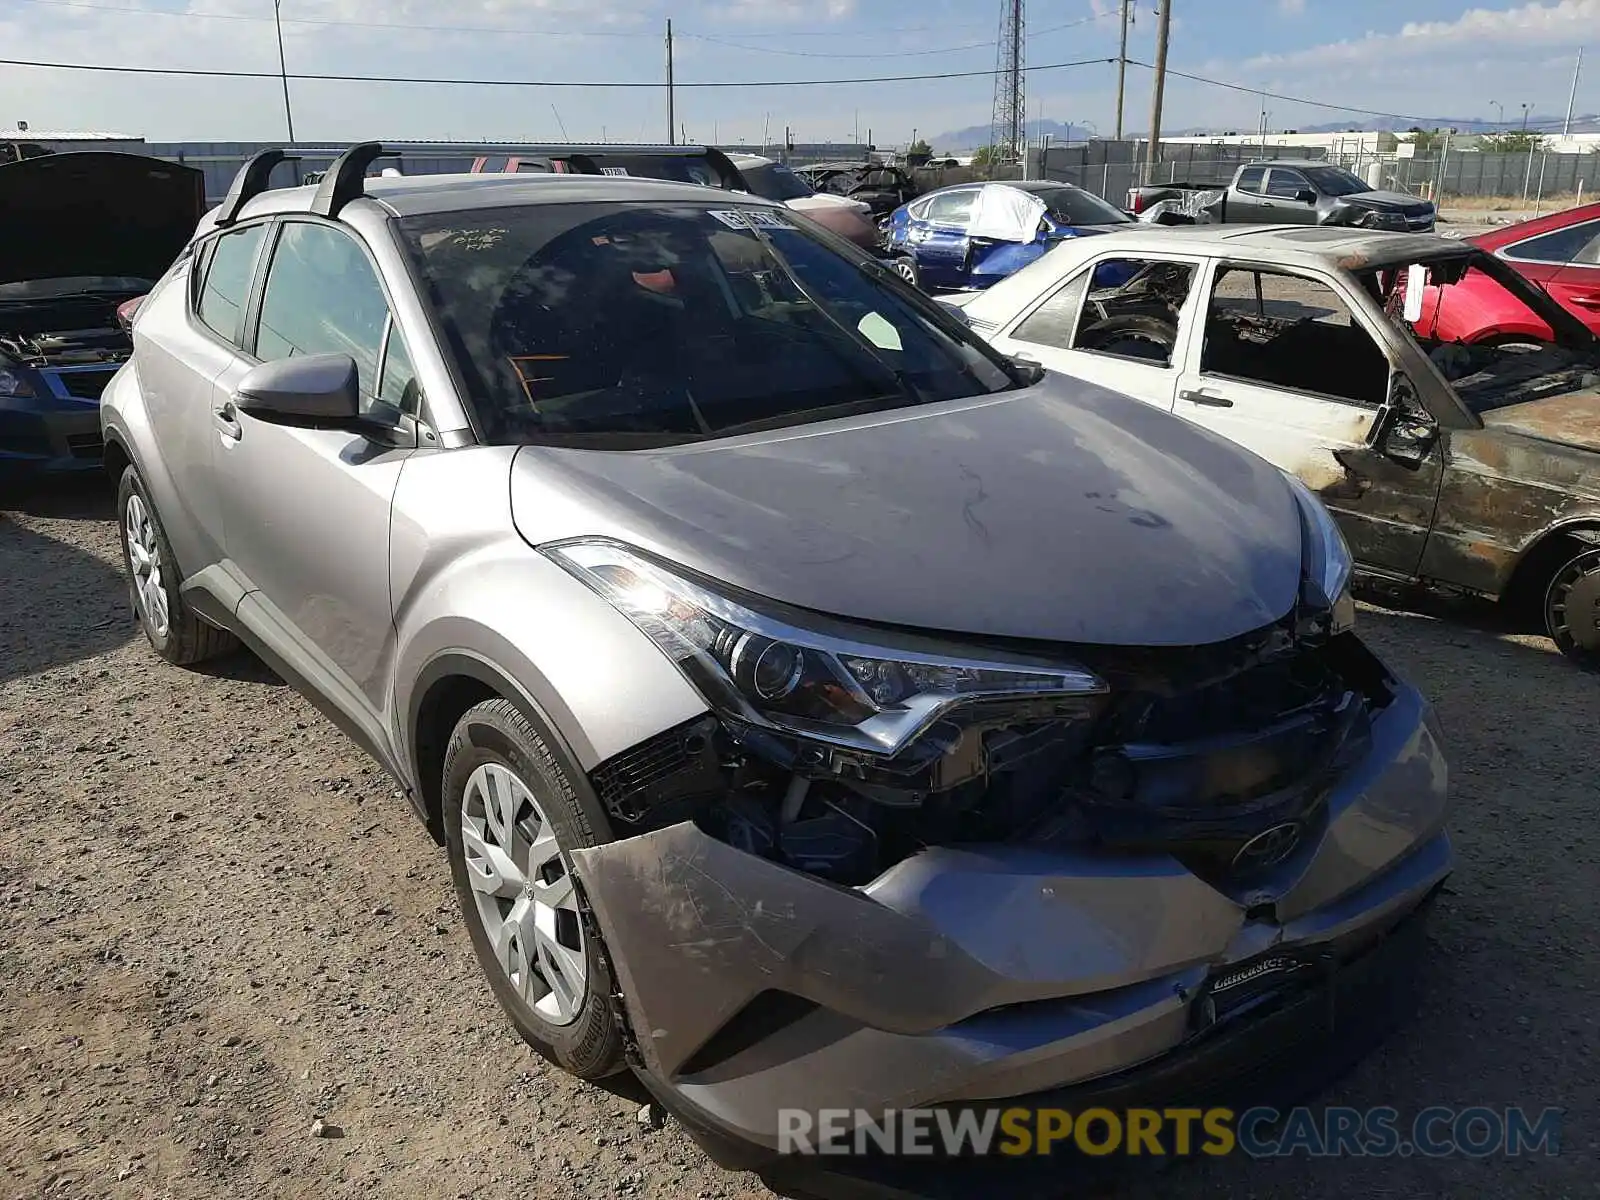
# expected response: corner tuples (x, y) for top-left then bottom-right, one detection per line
(2, 479), (1596, 1200)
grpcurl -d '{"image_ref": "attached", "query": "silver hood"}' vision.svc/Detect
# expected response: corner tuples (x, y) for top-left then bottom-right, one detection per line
(509, 377), (1305, 647)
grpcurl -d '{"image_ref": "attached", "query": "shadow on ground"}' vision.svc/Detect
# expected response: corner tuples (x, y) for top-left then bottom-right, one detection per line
(0, 481), (134, 685)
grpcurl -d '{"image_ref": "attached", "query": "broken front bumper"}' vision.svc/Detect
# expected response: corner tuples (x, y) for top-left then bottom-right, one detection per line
(571, 675), (1451, 1175)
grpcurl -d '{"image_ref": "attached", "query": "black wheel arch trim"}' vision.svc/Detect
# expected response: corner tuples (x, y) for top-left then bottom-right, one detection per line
(407, 650), (617, 847)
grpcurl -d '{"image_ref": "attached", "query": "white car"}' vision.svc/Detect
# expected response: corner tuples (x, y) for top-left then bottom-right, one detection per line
(942, 223), (1600, 664)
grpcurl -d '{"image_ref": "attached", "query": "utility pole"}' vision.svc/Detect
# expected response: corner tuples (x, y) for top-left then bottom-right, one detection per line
(272, 1), (295, 145)
(1143, 0), (1171, 185)
(1114, 0), (1130, 140)
(1563, 49), (1584, 137)
(1521, 102), (1531, 132)
(665, 19), (675, 145)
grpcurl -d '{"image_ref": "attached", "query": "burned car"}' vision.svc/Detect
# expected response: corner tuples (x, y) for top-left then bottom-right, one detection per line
(953, 225), (1600, 668)
(103, 145), (1451, 1196)
(0, 152), (204, 477)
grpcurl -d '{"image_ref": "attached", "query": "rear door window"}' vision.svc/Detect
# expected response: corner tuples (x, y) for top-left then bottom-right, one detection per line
(1503, 219), (1600, 267)
(1235, 167), (1267, 195)
(926, 189), (977, 225)
(194, 223), (266, 345)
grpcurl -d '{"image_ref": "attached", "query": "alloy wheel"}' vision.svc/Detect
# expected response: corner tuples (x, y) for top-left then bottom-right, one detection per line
(459, 762), (588, 1025)
(894, 259), (918, 285)
(124, 494), (170, 638)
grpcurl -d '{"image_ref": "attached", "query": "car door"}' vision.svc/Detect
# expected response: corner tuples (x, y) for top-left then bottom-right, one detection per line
(1262, 167), (1319, 225)
(1503, 217), (1600, 335)
(213, 217), (423, 726)
(913, 188), (979, 288)
(1229, 166), (1269, 223)
(135, 222), (270, 578)
(989, 251), (1204, 411)
(1173, 260), (1444, 576)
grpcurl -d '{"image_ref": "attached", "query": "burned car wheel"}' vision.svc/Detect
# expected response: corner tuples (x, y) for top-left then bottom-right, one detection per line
(1544, 546), (1600, 668)
(442, 698), (625, 1079)
(116, 466), (238, 666)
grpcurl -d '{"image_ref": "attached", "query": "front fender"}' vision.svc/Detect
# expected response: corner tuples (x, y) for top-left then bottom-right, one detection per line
(389, 447), (708, 780)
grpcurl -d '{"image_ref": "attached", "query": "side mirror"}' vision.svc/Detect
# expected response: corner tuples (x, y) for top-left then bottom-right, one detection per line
(1374, 376), (1439, 469)
(1009, 353), (1047, 385)
(1295, 188), (1318, 204)
(235, 353), (360, 425)
(115, 295), (146, 334)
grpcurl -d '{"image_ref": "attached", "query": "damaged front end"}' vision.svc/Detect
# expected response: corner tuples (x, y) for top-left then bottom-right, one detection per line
(551, 535), (1451, 1174)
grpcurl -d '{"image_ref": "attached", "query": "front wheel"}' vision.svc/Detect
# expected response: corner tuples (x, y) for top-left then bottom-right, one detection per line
(442, 698), (625, 1079)
(893, 255), (922, 290)
(1544, 547), (1600, 669)
(116, 466), (237, 666)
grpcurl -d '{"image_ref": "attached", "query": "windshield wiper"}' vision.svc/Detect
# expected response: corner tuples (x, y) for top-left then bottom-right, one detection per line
(742, 224), (923, 407)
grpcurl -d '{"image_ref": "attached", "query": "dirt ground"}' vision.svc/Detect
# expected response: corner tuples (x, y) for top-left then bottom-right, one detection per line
(2, 479), (1596, 1200)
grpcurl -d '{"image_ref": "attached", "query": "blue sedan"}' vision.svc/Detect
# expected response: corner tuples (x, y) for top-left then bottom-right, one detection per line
(884, 179), (1136, 291)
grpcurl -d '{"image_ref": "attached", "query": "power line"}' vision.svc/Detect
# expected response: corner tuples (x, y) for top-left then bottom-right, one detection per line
(684, 13), (1108, 59)
(0, 53), (1115, 90)
(1128, 60), (1585, 132)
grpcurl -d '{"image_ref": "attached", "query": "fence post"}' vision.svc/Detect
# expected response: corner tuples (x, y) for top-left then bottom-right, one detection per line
(1534, 154), (1548, 216)
(1103, 161), (1110, 197)
(1523, 145), (1536, 205)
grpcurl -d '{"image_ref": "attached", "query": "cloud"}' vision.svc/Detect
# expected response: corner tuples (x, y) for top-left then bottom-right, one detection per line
(706, 0), (856, 22)
(1277, 0), (1306, 13)
(1245, 0), (1599, 69)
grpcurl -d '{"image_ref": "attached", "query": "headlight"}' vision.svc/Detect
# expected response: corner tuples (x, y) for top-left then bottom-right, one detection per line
(0, 368), (36, 398)
(545, 541), (1107, 756)
(1284, 474), (1356, 633)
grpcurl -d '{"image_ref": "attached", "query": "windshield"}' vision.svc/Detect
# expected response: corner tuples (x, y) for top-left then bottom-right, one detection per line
(0, 275), (155, 300)
(1302, 166), (1370, 197)
(738, 162), (815, 202)
(1034, 186), (1132, 226)
(400, 202), (1017, 446)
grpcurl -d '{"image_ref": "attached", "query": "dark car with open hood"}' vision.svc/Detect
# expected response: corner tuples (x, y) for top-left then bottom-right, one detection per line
(99, 144), (1453, 1199)
(0, 152), (204, 478)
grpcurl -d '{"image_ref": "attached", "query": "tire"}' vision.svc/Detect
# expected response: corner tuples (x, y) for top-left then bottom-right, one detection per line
(441, 698), (625, 1080)
(1543, 546), (1600, 669)
(116, 465), (238, 666)
(893, 255), (922, 290)
(1075, 313), (1179, 362)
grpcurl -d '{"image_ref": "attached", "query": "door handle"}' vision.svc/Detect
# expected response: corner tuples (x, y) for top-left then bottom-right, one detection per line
(1568, 293), (1600, 309)
(213, 400), (242, 440)
(1180, 388), (1234, 408)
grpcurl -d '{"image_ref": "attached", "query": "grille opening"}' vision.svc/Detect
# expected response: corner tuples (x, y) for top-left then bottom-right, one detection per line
(58, 370), (116, 401)
(65, 433), (104, 459)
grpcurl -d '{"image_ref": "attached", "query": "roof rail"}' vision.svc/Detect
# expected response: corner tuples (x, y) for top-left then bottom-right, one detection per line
(214, 148), (296, 227)
(310, 142), (399, 219)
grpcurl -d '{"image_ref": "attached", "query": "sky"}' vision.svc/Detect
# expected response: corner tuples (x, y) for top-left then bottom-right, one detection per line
(0, 0), (1594, 146)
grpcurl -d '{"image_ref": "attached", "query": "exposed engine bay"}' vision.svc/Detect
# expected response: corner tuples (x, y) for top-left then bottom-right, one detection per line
(1421, 340), (1600, 415)
(590, 611), (1393, 890)
(0, 293), (134, 371)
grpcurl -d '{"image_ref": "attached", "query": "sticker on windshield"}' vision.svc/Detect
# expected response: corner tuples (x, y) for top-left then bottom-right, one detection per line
(600, 167), (630, 176)
(708, 209), (793, 230)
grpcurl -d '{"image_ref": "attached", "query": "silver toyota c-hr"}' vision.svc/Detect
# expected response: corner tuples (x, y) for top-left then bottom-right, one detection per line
(103, 144), (1452, 1194)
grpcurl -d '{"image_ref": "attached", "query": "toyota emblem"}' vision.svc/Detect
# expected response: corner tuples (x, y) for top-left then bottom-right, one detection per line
(1232, 821), (1303, 871)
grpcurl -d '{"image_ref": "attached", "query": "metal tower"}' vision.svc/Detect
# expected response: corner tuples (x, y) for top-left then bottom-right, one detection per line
(989, 0), (1025, 166)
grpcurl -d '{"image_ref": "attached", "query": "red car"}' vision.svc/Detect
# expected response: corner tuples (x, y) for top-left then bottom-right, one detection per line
(1415, 202), (1600, 345)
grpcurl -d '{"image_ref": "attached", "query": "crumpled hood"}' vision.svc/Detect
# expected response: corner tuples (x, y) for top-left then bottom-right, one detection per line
(0, 152), (206, 286)
(510, 377), (1305, 647)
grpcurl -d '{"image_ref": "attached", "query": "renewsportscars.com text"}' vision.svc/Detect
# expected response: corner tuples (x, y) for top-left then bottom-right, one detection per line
(777, 1105), (1563, 1159)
